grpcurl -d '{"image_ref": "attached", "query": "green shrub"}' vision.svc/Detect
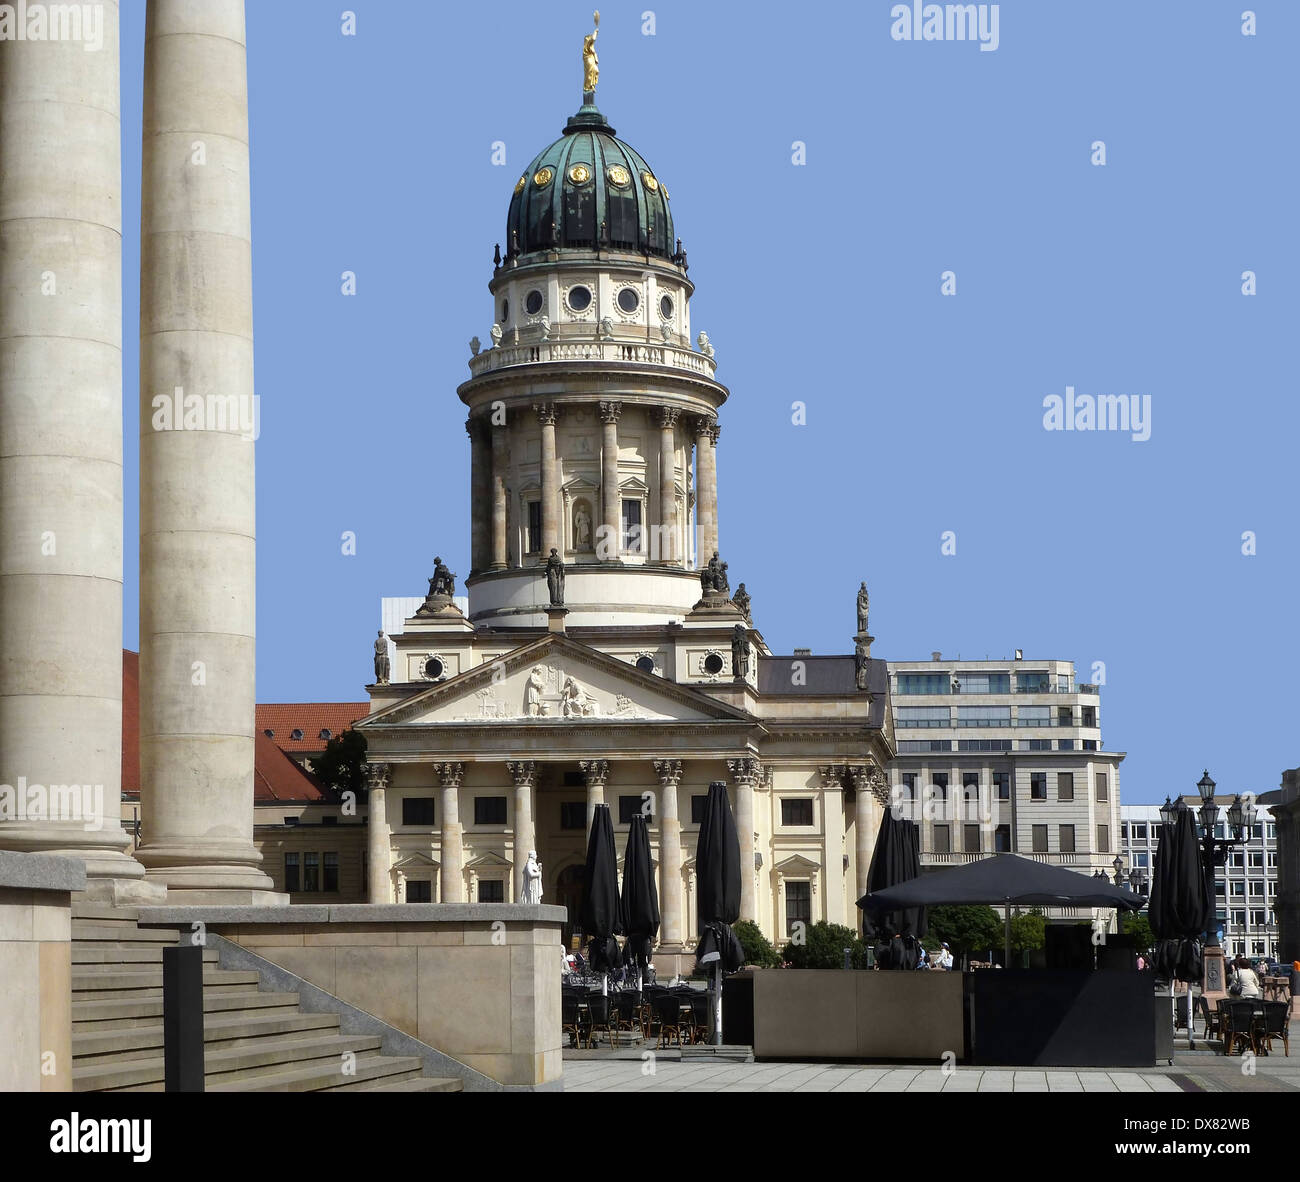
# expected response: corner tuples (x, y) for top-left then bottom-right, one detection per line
(780, 921), (868, 969)
(733, 919), (781, 968)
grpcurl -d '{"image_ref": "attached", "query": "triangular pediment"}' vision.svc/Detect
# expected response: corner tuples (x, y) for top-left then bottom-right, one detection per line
(357, 635), (756, 728)
(392, 852), (440, 871)
(464, 851), (513, 870)
(774, 854), (821, 876)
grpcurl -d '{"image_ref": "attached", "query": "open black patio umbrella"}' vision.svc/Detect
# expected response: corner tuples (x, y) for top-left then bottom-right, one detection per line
(861, 812), (927, 969)
(1148, 804), (1211, 985)
(580, 803), (624, 978)
(694, 780), (743, 1044)
(621, 813), (660, 985)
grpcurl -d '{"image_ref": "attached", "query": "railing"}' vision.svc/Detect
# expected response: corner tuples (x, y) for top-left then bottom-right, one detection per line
(921, 851), (1096, 867)
(468, 338), (717, 380)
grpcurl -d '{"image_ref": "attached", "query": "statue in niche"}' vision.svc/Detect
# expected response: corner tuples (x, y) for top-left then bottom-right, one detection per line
(857, 581), (870, 635)
(562, 676), (600, 717)
(546, 547), (566, 606)
(574, 501), (593, 551)
(520, 850), (543, 905)
(373, 631), (390, 685)
(733, 583), (751, 623)
(525, 666), (546, 717)
(732, 624), (750, 680)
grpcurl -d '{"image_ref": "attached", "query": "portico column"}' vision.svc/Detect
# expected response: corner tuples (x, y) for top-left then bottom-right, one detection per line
(436, 761), (465, 903)
(0, 0), (153, 896)
(655, 407), (681, 564)
(580, 759), (609, 835)
(692, 416), (716, 568)
(654, 759), (685, 945)
(507, 760), (537, 891)
(820, 765), (848, 926)
(366, 763), (392, 903)
(535, 403), (559, 556)
(467, 417), (491, 573)
(729, 759), (761, 922)
(490, 418), (509, 568)
(136, 0), (275, 898)
(598, 401), (622, 561)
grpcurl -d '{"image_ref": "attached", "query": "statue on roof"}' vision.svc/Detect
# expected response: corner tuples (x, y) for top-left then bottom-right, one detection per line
(700, 550), (729, 596)
(583, 11), (600, 94)
(857, 581), (870, 635)
(733, 582), (751, 624)
(430, 557), (455, 599)
(855, 640), (871, 692)
(732, 625), (750, 681)
(374, 631), (390, 685)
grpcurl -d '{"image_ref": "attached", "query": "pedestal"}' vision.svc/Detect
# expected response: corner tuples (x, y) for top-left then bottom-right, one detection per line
(546, 607), (568, 634)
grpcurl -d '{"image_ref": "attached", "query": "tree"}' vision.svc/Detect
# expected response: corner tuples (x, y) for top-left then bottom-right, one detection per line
(1010, 909), (1046, 957)
(733, 919), (781, 968)
(1121, 910), (1154, 956)
(781, 921), (868, 969)
(310, 728), (369, 798)
(925, 904), (1003, 958)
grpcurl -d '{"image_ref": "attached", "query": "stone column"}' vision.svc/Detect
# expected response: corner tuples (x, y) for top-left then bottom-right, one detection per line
(0, 0), (154, 898)
(135, 0), (274, 899)
(654, 407), (680, 564)
(654, 759), (685, 945)
(729, 758), (761, 922)
(820, 765), (848, 926)
(366, 763), (392, 903)
(598, 401), (622, 561)
(507, 761), (536, 891)
(490, 419), (508, 569)
(692, 416), (715, 569)
(535, 403), (559, 556)
(579, 759), (609, 835)
(467, 417), (491, 573)
(436, 761), (464, 903)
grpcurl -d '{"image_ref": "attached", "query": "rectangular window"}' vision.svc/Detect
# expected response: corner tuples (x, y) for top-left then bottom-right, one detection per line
(1229, 850), (1243, 868)
(994, 824), (1011, 852)
(1097, 824), (1110, 854)
(931, 772), (949, 801)
(559, 801), (586, 830)
(1032, 824), (1049, 853)
(896, 673), (951, 695)
(1023, 739), (1052, 752)
(932, 823), (951, 854)
(1016, 706), (1050, 727)
(691, 795), (708, 824)
(1058, 706), (1073, 727)
(303, 852), (320, 892)
(478, 879), (504, 903)
(1232, 910), (1246, 927)
(618, 795), (645, 824)
(994, 772), (1010, 801)
(402, 797), (435, 826)
(1081, 706), (1097, 727)
(785, 881), (811, 936)
(1058, 739), (1074, 750)
(1216, 880), (1226, 896)
(474, 796), (507, 825)
(954, 672), (1010, 695)
(406, 880), (432, 903)
(896, 706), (951, 728)
(1096, 773), (1109, 801)
(1250, 851), (1264, 868)
(526, 500), (542, 555)
(1251, 909), (1266, 927)
(781, 798), (814, 826)
(284, 852), (300, 893)
(962, 772), (980, 799)
(1057, 772), (1074, 801)
(1268, 823), (1277, 840)
(957, 739), (1013, 752)
(1230, 881), (1246, 896)
(896, 740), (954, 753)
(1135, 850), (1149, 868)
(621, 498), (643, 553)
(963, 824), (981, 853)
(1030, 773), (1047, 800)
(1082, 740), (1098, 751)
(1249, 882), (1264, 897)
(1016, 672), (1050, 694)
(900, 773), (917, 801)
(323, 851), (339, 892)
(955, 706), (1011, 727)
(1132, 822), (1146, 840)
(1059, 824), (1075, 853)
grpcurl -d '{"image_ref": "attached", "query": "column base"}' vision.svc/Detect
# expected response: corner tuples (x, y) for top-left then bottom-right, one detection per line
(146, 887), (290, 906)
(137, 842), (279, 899)
(79, 877), (169, 906)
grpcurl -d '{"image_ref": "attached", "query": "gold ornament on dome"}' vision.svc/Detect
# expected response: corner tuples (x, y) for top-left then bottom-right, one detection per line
(607, 164), (631, 187)
(513, 174), (527, 195)
(533, 167), (554, 188)
(583, 11), (600, 93)
(661, 183), (670, 199)
(641, 171), (659, 192)
(568, 163), (592, 185)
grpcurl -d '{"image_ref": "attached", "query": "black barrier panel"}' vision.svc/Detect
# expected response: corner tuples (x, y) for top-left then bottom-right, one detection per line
(968, 970), (1155, 1066)
(1044, 924), (1093, 971)
(163, 945), (205, 1092)
(722, 972), (753, 1046)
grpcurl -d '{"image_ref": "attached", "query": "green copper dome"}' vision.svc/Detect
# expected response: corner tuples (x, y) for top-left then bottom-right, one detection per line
(506, 103), (674, 259)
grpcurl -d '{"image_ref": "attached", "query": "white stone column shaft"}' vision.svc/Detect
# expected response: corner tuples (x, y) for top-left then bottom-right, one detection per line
(729, 759), (759, 922)
(655, 759), (684, 945)
(490, 423), (508, 568)
(467, 417), (490, 573)
(599, 401), (621, 560)
(508, 761), (536, 887)
(536, 403), (559, 555)
(656, 407), (679, 564)
(366, 766), (391, 903)
(438, 762), (464, 904)
(0, 1), (151, 895)
(696, 419), (719, 563)
(136, 0), (273, 897)
(580, 759), (608, 836)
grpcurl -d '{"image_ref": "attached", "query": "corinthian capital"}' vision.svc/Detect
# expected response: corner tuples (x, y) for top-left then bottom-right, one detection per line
(506, 760), (537, 787)
(727, 757), (762, 786)
(653, 758), (683, 786)
(364, 762), (391, 792)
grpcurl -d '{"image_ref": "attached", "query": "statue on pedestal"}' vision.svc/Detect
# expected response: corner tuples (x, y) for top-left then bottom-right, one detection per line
(373, 630), (390, 685)
(733, 582), (751, 623)
(546, 547), (566, 606)
(857, 582), (870, 635)
(520, 850), (543, 905)
(700, 550), (729, 596)
(732, 624), (750, 680)
(416, 556), (456, 616)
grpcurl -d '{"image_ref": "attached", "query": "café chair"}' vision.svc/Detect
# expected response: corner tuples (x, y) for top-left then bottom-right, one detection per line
(1254, 1000), (1290, 1057)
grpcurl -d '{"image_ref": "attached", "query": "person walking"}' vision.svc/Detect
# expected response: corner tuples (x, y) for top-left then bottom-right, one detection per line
(936, 942), (954, 971)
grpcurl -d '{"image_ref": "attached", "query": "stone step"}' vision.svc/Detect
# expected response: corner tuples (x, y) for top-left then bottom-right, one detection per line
(72, 969), (261, 1002)
(347, 1075), (464, 1092)
(73, 1010), (341, 1059)
(73, 923), (182, 944)
(72, 947), (220, 966)
(73, 1033), (385, 1092)
(71, 904), (141, 924)
(73, 991), (301, 1030)
(206, 1054), (429, 1093)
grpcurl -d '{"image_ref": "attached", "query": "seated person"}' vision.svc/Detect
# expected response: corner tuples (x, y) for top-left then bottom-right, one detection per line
(1230, 956), (1262, 999)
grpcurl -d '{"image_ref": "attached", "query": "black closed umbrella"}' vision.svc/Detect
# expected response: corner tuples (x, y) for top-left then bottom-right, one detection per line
(621, 813), (660, 986)
(580, 804), (624, 979)
(694, 780), (743, 1044)
(861, 812), (927, 969)
(1148, 805), (1211, 985)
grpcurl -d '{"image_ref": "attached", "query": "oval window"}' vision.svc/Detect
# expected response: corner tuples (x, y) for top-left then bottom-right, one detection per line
(636, 655), (656, 674)
(424, 657), (445, 680)
(525, 290), (544, 316)
(617, 288), (640, 314)
(567, 285), (592, 312)
(703, 653), (724, 676)
(660, 294), (674, 320)
(501, 299), (509, 323)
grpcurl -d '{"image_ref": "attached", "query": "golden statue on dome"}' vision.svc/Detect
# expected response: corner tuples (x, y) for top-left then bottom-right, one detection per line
(583, 11), (600, 94)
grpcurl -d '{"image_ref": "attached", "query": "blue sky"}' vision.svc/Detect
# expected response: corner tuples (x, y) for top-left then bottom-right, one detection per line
(117, 1), (1298, 805)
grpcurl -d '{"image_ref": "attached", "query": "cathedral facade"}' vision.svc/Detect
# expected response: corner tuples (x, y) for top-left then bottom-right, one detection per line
(355, 79), (892, 967)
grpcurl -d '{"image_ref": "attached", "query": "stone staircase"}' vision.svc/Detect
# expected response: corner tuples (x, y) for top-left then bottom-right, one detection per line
(71, 904), (462, 1093)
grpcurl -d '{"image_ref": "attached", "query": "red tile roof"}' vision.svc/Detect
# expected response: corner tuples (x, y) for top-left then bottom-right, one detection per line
(253, 732), (328, 802)
(256, 703), (370, 753)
